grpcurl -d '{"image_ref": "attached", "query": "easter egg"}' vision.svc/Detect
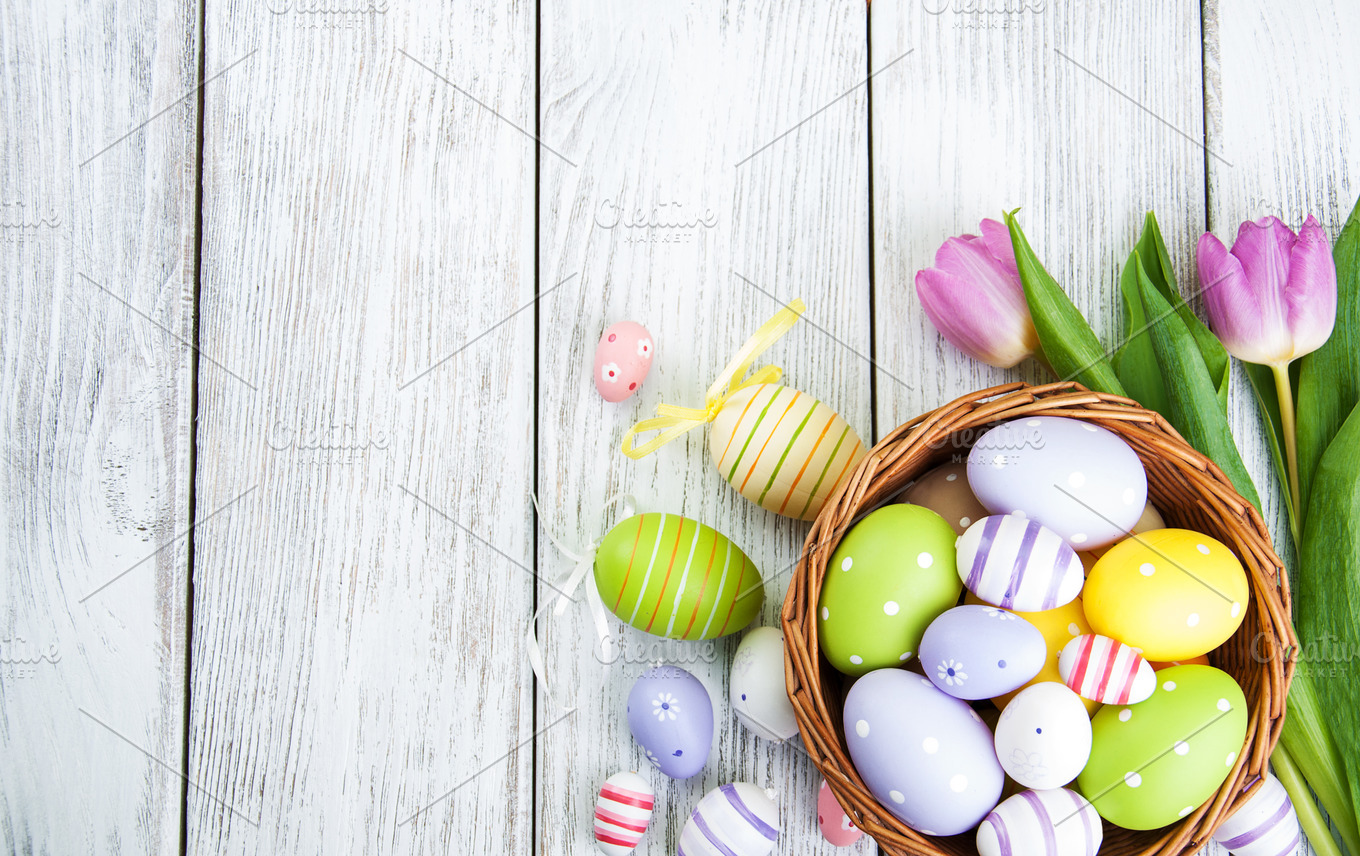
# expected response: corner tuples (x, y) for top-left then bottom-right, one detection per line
(994, 683), (1092, 789)
(730, 627), (797, 742)
(956, 515), (1084, 611)
(1079, 664), (1248, 829)
(967, 416), (1147, 549)
(595, 513), (763, 640)
(708, 382), (866, 521)
(973, 594), (1101, 715)
(679, 782), (780, 856)
(902, 461), (989, 534)
(977, 789), (1102, 856)
(818, 505), (961, 676)
(1084, 529), (1249, 660)
(593, 771), (655, 855)
(1086, 502), (1166, 559)
(626, 665), (713, 779)
(594, 321), (654, 402)
(817, 780), (863, 847)
(844, 668), (1005, 836)
(1058, 634), (1156, 705)
(919, 605), (1045, 700)
(1212, 774), (1300, 856)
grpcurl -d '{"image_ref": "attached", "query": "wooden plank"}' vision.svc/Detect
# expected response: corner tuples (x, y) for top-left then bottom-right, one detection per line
(0, 1), (197, 852)
(1205, 3), (1360, 852)
(535, 2), (874, 853)
(190, 2), (537, 852)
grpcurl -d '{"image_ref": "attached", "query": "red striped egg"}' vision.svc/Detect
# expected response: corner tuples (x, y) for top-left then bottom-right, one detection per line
(593, 771), (654, 856)
(1058, 634), (1156, 705)
(977, 788), (1102, 856)
(956, 515), (1084, 612)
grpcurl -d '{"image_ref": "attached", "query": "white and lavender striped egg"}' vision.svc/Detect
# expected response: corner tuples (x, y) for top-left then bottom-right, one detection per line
(1058, 634), (1157, 705)
(956, 515), (1084, 612)
(592, 771), (654, 856)
(977, 788), (1102, 856)
(1211, 774), (1300, 856)
(678, 783), (780, 856)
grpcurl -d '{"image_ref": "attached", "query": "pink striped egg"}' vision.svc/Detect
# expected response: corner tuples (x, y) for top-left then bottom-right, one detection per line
(679, 782), (780, 856)
(593, 771), (655, 856)
(1211, 774), (1300, 856)
(977, 788), (1102, 856)
(816, 780), (862, 847)
(1058, 634), (1156, 705)
(956, 515), (1084, 612)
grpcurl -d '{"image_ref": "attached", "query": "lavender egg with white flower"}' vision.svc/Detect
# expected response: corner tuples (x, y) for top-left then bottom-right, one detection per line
(627, 665), (712, 779)
(967, 416), (1147, 549)
(919, 605), (1045, 700)
(843, 668), (1004, 836)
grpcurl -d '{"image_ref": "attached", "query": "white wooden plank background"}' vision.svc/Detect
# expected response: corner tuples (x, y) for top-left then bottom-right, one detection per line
(1, 1), (197, 853)
(3, 1), (1358, 853)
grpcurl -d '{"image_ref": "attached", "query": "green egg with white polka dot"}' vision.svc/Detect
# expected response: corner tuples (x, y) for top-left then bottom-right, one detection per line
(817, 504), (960, 677)
(1078, 664), (1247, 829)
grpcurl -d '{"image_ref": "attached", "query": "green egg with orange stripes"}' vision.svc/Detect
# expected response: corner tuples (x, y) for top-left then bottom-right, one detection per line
(594, 512), (765, 640)
(708, 383), (867, 522)
(818, 504), (961, 676)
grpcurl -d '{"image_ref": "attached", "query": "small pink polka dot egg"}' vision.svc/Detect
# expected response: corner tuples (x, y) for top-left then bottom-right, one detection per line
(817, 779), (863, 847)
(594, 321), (654, 402)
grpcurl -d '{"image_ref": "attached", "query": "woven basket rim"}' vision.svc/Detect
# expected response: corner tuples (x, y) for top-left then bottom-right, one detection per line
(781, 381), (1296, 856)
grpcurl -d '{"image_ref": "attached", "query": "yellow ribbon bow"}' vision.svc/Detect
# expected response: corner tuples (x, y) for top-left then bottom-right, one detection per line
(621, 298), (806, 458)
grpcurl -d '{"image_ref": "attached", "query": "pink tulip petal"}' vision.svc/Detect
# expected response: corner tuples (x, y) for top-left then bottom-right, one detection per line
(978, 218), (1020, 279)
(934, 234), (1029, 319)
(1198, 231), (1287, 364)
(1284, 216), (1337, 358)
(1211, 219), (1294, 363)
(915, 267), (1035, 368)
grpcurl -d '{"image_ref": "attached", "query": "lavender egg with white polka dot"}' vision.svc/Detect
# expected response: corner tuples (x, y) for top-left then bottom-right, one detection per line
(843, 668), (1004, 836)
(918, 605), (1046, 700)
(967, 416), (1147, 549)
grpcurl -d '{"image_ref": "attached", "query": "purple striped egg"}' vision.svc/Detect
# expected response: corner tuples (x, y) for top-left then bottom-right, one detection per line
(1211, 774), (1300, 856)
(977, 788), (1102, 856)
(956, 515), (1084, 612)
(678, 782), (780, 856)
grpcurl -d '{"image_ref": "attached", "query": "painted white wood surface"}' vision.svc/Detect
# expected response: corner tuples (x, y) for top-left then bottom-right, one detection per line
(190, 1), (536, 853)
(0, 1), (197, 853)
(535, 2), (874, 854)
(5, 1), (1360, 854)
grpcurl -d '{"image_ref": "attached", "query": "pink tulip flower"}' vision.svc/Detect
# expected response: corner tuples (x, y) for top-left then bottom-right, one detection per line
(1197, 215), (1336, 367)
(915, 218), (1040, 369)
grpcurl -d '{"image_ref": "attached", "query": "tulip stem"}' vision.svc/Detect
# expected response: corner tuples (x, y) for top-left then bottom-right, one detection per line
(1272, 742), (1347, 856)
(1272, 363), (1303, 541)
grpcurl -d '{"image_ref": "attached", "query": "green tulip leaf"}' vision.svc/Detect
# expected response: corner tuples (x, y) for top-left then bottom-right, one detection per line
(1298, 401), (1360, 827)
(1136, 256), (1261, 508)
(1112, 250), (1172, 415)
(1134, 212), (1231, 409)
(1004, 211), (1127, 397)
(1297, 193), (1360, 522)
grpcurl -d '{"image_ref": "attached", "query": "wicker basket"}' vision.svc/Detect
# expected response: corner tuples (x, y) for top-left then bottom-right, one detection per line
(782, 382), (1296, 856)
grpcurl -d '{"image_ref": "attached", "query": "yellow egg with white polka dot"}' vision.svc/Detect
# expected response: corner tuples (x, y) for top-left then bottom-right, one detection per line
(1083, 530), (1249, 661)
(966, 592), (1100, 716)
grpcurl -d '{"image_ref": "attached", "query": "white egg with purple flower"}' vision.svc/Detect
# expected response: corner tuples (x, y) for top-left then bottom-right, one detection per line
(730, 626), (798, 742)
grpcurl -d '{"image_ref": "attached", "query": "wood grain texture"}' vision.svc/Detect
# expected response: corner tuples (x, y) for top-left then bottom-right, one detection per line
(191, 1), (536, 853)
(535, 2), (875, 853)
(0, 1), (197, 853)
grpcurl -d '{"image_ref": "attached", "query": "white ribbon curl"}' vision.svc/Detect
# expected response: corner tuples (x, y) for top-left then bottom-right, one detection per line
(527, 493), (637, 710)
